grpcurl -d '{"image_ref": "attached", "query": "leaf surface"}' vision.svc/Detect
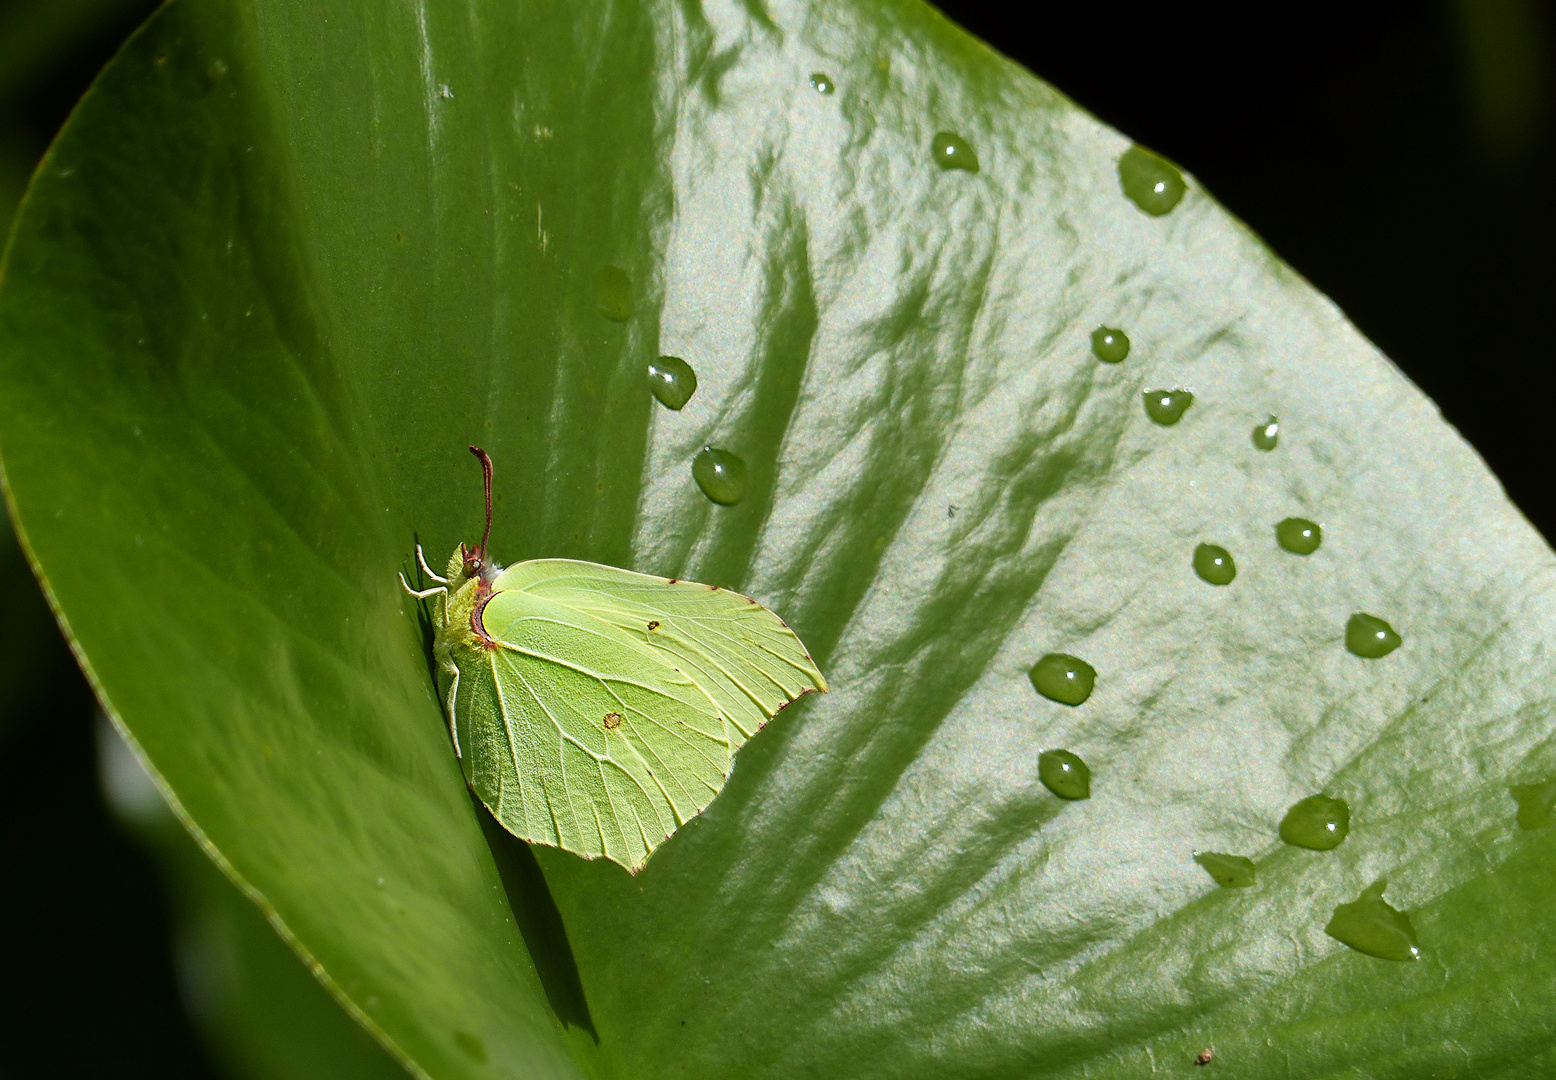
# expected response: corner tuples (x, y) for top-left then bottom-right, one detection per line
(2, 0), (1555, 1078)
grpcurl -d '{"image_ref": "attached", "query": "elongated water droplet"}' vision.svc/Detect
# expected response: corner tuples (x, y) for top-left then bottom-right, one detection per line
(1276, 517), (1321, 555)
(1193, 850), (1256, 888)
(1038, 749), (1091, 800)
(809, 72), (835, 94)
(1346, 613), (1401, 658)
(454, 1031), (489, 1063)
(1279, 793), (1350, 850)
(1252, 415), (1279, 450)
(931, 131), (979, 172)
(692, 446), (746, 505)
(1091, 326), (1131, 364)
(1143, 389), (1193, 425)
(1325, 879), (1421, 961)
(594, 266), (632, 321)
(1118, 145), (1186, 216)
(1193, 543), (1236, 585)
(1510, 777), (1556, 829)
(648, 356), (697, 410)
(1029, 653), (1095, 706)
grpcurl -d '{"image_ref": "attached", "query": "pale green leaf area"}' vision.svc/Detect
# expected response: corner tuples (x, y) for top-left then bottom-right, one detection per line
(1, 0), (1555, 1078)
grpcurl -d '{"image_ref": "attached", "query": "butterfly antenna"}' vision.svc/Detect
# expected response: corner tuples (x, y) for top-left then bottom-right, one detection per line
(469, 445), (494, 558)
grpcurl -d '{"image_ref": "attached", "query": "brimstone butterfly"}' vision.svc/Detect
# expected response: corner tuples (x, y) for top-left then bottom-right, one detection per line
(401, 447), (828, 872)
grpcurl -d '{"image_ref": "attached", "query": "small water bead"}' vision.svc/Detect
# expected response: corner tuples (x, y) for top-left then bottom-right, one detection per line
(1038, 749), (1091, 800)
(809, 72), (835, 94)
(1143, 389), (1193, 425)
(648, 356), (697, 410)
(1193, 543), (1236, 586)
(594, 266), (632, 321)
(1324, 880), (1421, 961)
(1252, 415), (1279, 451)
(1279, 793), (1350, 850)
(1346, 613), (1401, 658)
(1510, 777), (1556, 829)
(1029, 653), (1096, 706)
(692, 446), (747, 505)
(1193, 851), (1256, 888)
(1091, 326), (1131, 364)
(931, 131), (979, 172)
(1117, 144), (1187, 216)
(1275, 517), (1321, 555)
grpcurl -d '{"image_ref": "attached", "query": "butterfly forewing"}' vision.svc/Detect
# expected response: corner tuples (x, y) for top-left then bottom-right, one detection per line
(460, 586), (731, 870)
(492, 560), (828, 746)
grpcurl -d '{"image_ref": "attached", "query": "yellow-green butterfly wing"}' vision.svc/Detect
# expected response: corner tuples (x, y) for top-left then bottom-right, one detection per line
(448, 559), (826, 871)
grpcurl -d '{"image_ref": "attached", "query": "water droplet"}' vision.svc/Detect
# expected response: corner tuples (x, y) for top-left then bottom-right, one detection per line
(1324, 879), (1421, 961)
(692, 446), (747, 505)
(1091, 326), (1131, 364)
(1346, 613), (1401, 658)
(1117, 144), (1186, 216)
(1193, 543), (1236, 585)
(1252, 414), (1279, 451)
(454, 1031), (489, 1063)
(1193, 850), (1256, 888)
(1029, 653), (1096, 706)
(931, 131), (979, 173)
(1276, 517), (1322, 555)
(1510, 777), (1556, 829)
(809, 72), (835, 94)
(648, 356), (697, 410)
(1279, 793), (1350, 850)
(1143, 389), (1193, 426)
(1038, 749), (1091, 800)
(594, 265), (632, 322)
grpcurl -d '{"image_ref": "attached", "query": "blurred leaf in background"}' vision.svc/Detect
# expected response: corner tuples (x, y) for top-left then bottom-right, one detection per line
(97, 714), (408, 1079)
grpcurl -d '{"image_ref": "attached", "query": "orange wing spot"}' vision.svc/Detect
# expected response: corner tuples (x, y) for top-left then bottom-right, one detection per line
(603, 712), (624, 730)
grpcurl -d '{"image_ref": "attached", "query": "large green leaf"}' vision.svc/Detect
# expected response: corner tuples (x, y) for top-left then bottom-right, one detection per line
(3, 0), (1554, 1077)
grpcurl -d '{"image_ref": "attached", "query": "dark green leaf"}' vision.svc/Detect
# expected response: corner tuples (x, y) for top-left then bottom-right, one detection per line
(3, 1), (1555, 1077)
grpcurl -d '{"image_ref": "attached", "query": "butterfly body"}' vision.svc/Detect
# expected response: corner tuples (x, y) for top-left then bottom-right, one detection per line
(403, 449), (826, 872)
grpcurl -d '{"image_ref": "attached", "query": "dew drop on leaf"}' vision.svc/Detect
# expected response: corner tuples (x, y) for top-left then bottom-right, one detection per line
(1029, 653), (1096, 706)
(594, 265), (632, 321)
(1510, 777), (1556, 829)
(1346, 613), (1401, 658)
(1193, 543), (1236, 585)
(1279, 793), (1351, 850)
(1193, 850), (1256, 887)
(1143, 389), (1193, 425)
(1252, 414), (1280, 450)
(1117, 144), (1186, 215)
(930, 130), (979, 172)
(1276, 517), (1322, 555)
(1090, 326), (1130, 364)
(1325, 879), (1421, 961)
(692, 445), (747, 505)
(809, 72), (835, 94)
(1038, 749), (1091, 800)
(648, 356), (697, 410)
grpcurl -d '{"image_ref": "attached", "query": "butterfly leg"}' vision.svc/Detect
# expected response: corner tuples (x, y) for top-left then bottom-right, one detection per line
(399, 572), (447, 600)
(416, 543), (450, 585)
(441, 657), (463, 758)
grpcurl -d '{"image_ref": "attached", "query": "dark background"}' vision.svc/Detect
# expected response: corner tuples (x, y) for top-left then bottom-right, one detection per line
(1, 0), (1551, 1074)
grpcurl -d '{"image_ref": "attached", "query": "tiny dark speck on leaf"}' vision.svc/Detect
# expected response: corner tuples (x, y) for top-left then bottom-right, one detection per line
(1195, 1048), (1214, 1066)
(647, 620), (660, 630)
(603, 712), (623, 729)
